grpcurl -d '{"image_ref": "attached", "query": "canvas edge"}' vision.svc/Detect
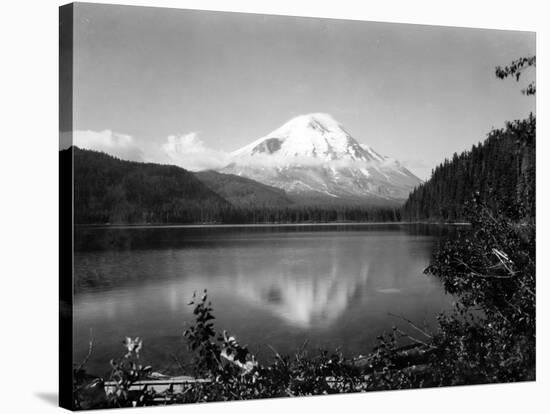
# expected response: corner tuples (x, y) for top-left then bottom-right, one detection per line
(59, 2), (75, 411)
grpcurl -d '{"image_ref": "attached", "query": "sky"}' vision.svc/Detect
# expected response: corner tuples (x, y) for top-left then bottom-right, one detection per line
(69, 3), (535, 179)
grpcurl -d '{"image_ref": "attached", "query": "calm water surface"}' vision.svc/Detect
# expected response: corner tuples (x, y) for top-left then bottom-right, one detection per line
(73, 224), (462, 376)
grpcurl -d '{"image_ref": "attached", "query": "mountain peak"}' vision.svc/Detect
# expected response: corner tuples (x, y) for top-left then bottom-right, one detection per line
(279, 113), (343, 132)
(231, 113), (370, 162)
(222, 114), (422, 203)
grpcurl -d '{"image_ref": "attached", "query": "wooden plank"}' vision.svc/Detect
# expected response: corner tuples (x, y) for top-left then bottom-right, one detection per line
(104, 377), (211, 395)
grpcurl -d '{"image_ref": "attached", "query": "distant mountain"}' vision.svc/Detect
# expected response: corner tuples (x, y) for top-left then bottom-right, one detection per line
(401, 115), (535, 222)
(221, 113), (421, 205)
(70, 147), (231, 224)
(194, 170), (294, 208)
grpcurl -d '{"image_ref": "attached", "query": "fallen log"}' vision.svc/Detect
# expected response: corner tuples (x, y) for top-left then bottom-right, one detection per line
(103, 376), (212, 395)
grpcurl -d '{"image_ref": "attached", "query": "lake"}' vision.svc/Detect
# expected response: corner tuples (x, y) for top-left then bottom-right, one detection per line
(73, 223), (461, 376)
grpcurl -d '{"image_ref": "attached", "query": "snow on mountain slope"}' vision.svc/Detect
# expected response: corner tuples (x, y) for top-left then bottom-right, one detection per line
(221, 113), (421, 203)
(231, 113), (378, 162)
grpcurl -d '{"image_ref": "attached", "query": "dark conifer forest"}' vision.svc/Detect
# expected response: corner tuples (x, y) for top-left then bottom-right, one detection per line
(401, 114), (535, 222)
(71, 147), (231, 224)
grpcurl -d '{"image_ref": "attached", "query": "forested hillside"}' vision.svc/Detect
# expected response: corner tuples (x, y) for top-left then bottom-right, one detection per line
(401, 114), (535, 222)
(69, 147), (401, 224)
(194, 170), (294, 208)
(71, 147), (230, 224)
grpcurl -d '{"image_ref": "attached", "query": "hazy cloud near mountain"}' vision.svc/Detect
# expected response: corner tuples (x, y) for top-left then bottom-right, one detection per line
(74, 130), (145, 162)
(161, 132), (230, 171)
(73, 129), (230, 171)
(399, 158), (432, 181)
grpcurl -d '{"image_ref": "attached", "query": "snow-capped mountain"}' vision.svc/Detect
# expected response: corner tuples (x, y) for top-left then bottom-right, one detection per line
(221, 113), (421, 203)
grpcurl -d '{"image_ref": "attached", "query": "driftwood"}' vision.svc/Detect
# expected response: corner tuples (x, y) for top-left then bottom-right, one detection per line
(103, 375), (211, 396)
(353, 343), (432, 370)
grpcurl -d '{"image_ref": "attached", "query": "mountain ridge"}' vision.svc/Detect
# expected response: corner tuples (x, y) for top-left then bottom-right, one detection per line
(194, 170), (294, 208)
(70, 147), (231, 224)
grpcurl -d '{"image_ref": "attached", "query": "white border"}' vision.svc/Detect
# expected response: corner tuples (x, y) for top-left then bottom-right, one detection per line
(0, 0), (547, 413)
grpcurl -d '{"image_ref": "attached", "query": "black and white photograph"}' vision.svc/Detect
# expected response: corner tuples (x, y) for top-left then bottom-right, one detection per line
(54, 1), (537, 411)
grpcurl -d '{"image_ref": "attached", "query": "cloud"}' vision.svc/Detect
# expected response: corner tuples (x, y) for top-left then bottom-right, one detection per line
(72, 129), (231, 171)
(400, 158), (432, 180)
(161, 132), (230, 171)
(74, 130), (144, 161)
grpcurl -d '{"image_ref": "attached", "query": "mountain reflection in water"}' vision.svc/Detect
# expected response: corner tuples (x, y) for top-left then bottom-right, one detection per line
(231, 260), (371, 328)
(73, 224), (460, 375)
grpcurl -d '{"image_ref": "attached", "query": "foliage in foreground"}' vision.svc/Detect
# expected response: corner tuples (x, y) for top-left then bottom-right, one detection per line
(425, 202), (535, 385)
(399, 202), (534, 388)
(73, 203), (535, 408)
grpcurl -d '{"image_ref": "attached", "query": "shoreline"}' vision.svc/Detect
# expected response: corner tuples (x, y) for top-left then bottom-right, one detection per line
(75, 221), (472, 229)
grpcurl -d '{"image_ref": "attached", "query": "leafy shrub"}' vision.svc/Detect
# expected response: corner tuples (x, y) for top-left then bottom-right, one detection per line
(424, 201), (535, 385)
(106, 337), (155, 407)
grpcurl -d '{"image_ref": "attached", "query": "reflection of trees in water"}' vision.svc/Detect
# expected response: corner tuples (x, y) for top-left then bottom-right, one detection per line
(74, 224), (461, 252)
